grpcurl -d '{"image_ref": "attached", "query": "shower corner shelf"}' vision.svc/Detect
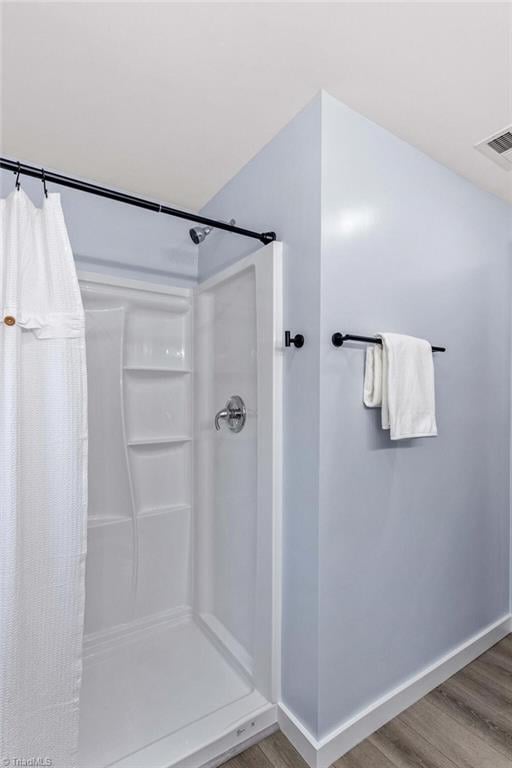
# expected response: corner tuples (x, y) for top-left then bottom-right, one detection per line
(88, 513), (131, 529)
(88, 504), (193, 528)
(137, 503), (191, 519)
(124, 364), (192, 373)
(127, 436), (192, 447)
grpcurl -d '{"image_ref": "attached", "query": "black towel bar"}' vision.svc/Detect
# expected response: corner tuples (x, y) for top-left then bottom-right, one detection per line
(331, 332), (446, 353)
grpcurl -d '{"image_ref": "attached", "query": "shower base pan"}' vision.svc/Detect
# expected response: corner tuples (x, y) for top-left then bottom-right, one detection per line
(79, 613), (275, 768)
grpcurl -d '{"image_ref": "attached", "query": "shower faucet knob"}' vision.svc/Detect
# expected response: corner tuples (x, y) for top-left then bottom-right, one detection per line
(214, 408), (229, 430)
(214, 395), (247, 433)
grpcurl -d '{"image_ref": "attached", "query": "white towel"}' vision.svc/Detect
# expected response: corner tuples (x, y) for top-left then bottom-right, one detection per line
(363, 333), (437, 440)
(363, 344), (383, 407)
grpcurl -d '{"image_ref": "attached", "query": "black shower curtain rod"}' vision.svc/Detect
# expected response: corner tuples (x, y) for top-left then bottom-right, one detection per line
(0, 158), (277, 245)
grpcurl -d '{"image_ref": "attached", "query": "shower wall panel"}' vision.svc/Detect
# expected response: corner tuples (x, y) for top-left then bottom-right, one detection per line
(195, 264), (258, 673)
(80, 276), (193, 639)
(86, 307), (132, 524)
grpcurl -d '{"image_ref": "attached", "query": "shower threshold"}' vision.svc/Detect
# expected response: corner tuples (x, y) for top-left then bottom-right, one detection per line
(79, 612), (275, 768)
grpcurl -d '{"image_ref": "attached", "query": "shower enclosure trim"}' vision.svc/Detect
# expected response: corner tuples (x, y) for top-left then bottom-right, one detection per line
(194, 241), (284, 707)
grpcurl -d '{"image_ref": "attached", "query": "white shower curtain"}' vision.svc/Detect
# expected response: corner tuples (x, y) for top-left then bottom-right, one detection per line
(0, 189), (87, 768)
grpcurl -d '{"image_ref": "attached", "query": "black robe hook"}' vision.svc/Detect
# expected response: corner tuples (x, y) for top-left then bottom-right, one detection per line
(285, 331), (305, 348)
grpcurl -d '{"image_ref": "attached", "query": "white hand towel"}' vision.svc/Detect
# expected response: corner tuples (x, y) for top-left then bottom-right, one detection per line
(363, 333), (437, 440)
(363, 345), (383, 407)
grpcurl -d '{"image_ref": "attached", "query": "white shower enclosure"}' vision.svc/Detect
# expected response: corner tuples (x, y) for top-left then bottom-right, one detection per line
(78, 243), (282, 768)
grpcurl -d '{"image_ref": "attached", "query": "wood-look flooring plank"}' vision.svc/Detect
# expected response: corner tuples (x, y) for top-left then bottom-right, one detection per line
(452, 663), (512, 724)
(461, 657), (512, 701)
(399, 696), (512, 768)
(452, 663), (512, 711)
(475, 646), (512, 680)
(427, 676), (512, 759)
(223, 743), (275, 768)
(258, 731), (310, 768)
(486, 636), (512, 670)
(370, 717), (459, 768)
(495, 635), (512, 655)
(483, 636), (512, 656)
(334, 738), (397, 768)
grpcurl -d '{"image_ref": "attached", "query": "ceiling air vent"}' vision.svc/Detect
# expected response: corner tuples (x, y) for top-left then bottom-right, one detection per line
(475, 126), (512, 170)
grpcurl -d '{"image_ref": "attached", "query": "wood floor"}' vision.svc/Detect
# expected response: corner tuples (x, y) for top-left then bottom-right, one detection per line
(223, 634), (512, 768)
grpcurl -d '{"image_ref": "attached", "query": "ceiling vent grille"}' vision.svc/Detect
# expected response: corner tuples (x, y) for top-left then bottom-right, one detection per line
(488, 132), (512, 154)
(475, 126), (512, 170)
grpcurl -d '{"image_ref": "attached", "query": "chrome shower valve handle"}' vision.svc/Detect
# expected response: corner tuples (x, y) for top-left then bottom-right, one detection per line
(214, 395), (246, 433)
(214, 408), (229, 430)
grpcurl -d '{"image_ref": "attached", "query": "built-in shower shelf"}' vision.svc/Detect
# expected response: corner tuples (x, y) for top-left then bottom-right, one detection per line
(127, 436), (192, 447)
(88, 513), (130, 528)
(138, 504), (191, 519)
(124, 365), (192, 373)
(87, 505), (191, 528)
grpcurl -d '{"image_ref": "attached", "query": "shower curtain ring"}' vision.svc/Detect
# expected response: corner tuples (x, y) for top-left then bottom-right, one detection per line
(15, 162), (21, 191)
(41, 168), (48, 198)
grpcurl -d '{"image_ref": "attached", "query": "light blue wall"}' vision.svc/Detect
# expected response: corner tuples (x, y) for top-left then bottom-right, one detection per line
(0, 169), (197, 285)
(199, 91), (512, 742)
(317, 93), (511, 736)
(199, 95), (323, 732)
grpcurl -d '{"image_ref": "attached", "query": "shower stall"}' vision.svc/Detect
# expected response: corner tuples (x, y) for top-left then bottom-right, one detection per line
(77, 243), (283, 768)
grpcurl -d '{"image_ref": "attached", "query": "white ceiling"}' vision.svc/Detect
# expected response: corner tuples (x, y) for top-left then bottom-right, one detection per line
(1, 2), (512, 210)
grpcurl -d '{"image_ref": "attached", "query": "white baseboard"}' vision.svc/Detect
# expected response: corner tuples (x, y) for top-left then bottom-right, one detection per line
(278, 706), (320, 768)
(278, 614), (512, 768)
